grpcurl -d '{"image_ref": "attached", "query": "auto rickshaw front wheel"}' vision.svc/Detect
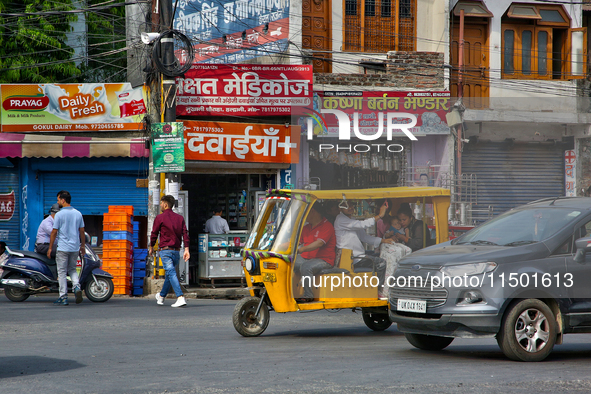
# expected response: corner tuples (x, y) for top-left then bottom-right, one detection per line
(362, 310), (392, 331)
(233, 296), (270, 337)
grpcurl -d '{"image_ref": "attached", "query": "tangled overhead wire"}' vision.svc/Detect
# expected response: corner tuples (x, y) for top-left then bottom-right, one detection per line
(151, 29), (194, 77)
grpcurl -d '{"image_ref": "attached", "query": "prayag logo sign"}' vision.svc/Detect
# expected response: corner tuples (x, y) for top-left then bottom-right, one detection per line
(2, 95), (50, 111)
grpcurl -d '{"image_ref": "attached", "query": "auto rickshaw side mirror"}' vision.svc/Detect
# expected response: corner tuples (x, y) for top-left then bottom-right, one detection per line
(85, 232), (91, 244)
(574, 237), (591, 263)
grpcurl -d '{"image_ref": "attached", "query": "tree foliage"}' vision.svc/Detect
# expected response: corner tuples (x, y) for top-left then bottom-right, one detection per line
(0, 0), (80, 83)
(0, 0), (128, 83)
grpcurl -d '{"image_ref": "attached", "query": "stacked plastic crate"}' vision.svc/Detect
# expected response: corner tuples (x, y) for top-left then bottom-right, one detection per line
(132, 220), (147, 296)
(102, 206), (134, 295)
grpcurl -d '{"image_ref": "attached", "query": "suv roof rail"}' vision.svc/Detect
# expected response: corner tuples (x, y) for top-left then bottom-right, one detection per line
(526, 196), (572, 205)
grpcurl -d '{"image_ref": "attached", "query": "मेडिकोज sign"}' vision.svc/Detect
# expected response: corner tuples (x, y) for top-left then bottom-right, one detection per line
(173, 0), (289, 65)
(176, 64), (313, 117)
(152, 122), (185, 173)
(0, 83), (145, 132)
(184, 120), (300, 164)
(303, 91), (452, 140)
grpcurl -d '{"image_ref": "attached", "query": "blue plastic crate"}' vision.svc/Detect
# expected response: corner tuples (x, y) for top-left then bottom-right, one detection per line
(103, 231), (133, 242)
(133, 278), (144, 287)
(133, 239), (139, 248)
(132, 287), (144, 296)
(134, 249), (148, 260)
(133, 268), (146, 279)
(133, 260), (146, 270)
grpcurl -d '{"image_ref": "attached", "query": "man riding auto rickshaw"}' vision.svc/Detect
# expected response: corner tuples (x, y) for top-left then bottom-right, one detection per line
(233, 187), (450, 337)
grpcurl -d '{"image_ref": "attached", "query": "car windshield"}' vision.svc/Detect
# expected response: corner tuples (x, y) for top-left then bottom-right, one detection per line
(455, 207), (582, 246)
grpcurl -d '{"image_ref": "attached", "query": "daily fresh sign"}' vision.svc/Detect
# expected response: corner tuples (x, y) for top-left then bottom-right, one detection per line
(0, 83), (144, 132)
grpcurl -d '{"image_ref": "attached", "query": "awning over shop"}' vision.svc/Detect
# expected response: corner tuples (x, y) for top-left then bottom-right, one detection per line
(0, 133), (149, 158)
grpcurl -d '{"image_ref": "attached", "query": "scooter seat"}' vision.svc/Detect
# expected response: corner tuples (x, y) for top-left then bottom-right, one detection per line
(18, 250), (57, 266)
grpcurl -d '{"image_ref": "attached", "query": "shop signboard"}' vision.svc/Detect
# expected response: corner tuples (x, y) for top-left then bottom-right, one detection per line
(176, 64), (313, 117)
(0, 83), (145, 133)
(305, 91), (451, 139)
(0, 190), (15, 221)
(184, 120), (299, 164)
(152, 122), (185, 173)
(173, 0), (289, 64)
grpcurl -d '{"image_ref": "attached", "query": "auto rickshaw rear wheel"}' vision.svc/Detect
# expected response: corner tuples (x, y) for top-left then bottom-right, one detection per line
(362, 311), (392, 331)
(233, 296), (270, 337)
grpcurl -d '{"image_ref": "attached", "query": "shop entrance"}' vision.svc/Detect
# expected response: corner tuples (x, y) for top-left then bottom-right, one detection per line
(182, 173), (276, 286)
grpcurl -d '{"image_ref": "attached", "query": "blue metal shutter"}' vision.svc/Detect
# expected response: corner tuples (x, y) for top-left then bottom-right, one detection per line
(43, 173), (148, 216)
(0, 166), (20, 249)
(462, 142), (564, 223)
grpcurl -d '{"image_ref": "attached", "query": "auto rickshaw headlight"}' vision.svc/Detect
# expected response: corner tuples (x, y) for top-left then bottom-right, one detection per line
(245, 256), (256, 273)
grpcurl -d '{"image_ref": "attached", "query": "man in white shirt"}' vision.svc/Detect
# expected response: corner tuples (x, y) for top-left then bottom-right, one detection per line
(334, 200), (393, 298)
(35, 203), (60, 258)
(204, 207), (230, 234)
(334, 200), (393, 256)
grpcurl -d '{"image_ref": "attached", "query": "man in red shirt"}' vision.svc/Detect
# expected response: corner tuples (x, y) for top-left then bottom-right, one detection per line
(293, 204), (336, 302)
(149, 195), (190, 308)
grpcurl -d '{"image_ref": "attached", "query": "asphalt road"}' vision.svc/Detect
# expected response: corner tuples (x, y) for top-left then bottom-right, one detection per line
(2, 294), (591, 394)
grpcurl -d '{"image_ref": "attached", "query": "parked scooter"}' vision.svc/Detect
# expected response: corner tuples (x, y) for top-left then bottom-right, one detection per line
(0, 238), (114, 303)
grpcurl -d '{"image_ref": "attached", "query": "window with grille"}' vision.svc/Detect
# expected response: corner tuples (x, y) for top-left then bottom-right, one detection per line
(344, 0), (416, 52)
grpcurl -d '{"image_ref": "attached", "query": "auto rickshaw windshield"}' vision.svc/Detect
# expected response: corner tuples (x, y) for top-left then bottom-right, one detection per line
(245, 197), (308, 255)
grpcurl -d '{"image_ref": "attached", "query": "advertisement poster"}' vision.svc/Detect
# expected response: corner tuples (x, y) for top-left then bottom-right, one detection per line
(0, 83), (145, 133)
(306, 91), (451, 138)
(176, 64), (313, 117)
(173, 0), (289, 64)
(184, 120), (299, 164)
(152, 122), (185, 173)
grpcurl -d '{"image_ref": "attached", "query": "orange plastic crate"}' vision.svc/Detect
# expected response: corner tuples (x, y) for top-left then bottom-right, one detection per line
(104, 267), (132, 277)
(103, 212), (132, 224)
(102, 248), (133, 260)
(109, 206), (134, 216)
(102, 258), (133, 270)
(102, 240), (133, 251)
(112, 276), (132, 286)
(113, 284), (131, 295)
(103, 221), (133, 232)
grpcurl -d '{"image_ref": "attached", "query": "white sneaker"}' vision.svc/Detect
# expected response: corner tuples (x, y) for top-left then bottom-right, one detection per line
(155, 293), (164, 305)
(171, 296), (187, 308)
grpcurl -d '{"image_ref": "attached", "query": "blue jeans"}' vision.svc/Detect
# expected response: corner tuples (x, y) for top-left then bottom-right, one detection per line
(159, 250), (183, 298)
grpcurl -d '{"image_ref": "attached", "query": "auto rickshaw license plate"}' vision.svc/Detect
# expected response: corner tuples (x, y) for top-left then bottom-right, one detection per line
(397, 299), (427, 313)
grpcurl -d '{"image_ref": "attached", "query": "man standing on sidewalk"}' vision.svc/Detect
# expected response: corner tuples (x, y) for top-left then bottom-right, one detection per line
(149, 195), (190, 308)
(48, 191), (85, 306)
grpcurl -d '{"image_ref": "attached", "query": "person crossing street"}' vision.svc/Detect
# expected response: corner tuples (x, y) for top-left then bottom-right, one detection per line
(150, 195), (191, 308)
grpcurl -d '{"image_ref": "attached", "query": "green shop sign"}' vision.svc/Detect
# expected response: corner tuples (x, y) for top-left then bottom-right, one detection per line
(152, 122), (185, 173)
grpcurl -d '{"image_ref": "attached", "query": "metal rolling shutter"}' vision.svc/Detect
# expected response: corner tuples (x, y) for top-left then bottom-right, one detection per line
(43, 173), (148, 216)
(0, 167), (20, 249)
(462, 142), (564, 222)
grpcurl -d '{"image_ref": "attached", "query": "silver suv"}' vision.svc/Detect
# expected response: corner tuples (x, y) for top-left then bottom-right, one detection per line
(388, 197), (591, 362)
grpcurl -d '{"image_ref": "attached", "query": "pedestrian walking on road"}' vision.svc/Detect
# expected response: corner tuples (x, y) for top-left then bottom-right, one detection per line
(48, 191), (85, 306)
(150, 195), (190, 308)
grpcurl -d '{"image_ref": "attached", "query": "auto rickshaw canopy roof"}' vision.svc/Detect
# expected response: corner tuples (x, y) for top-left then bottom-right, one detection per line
(274, 186), (450, 201)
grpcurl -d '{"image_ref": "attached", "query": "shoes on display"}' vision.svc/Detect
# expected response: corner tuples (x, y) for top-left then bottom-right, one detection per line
(155, 293), (164, 305)
(54, 295), (69, 306)
(171, 296), (187, 308)
(74, 285), (83, 304)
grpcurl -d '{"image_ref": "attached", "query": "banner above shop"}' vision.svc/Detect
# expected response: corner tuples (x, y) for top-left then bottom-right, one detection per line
(184, 120), (300, 164)
(306, 91), (451, 138)
(0, 83), (145, 133)
(173, 0), (289, 64)
(176, 64), (313, 117)
(152, 122), (185, 173)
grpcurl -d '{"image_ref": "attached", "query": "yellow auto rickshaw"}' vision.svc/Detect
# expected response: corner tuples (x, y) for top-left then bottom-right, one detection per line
(233, 187), (451, 336)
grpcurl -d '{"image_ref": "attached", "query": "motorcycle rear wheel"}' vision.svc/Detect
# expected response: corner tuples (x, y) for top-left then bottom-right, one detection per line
(85, 277), (114, 302)
(4, 275), (30, 302)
